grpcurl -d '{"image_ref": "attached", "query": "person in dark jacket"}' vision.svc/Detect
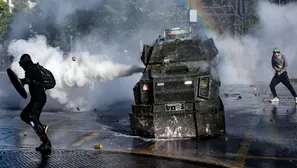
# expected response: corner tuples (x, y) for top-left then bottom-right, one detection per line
(19, 54), (51, 153)
(270, 47), (297, 103)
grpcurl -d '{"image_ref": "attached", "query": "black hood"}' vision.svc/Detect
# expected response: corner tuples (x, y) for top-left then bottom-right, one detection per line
(19, 54), (34, 71)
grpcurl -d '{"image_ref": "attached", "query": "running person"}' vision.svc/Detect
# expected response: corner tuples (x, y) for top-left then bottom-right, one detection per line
(270, 47), (297, 103)
(19, 54), (52, 153)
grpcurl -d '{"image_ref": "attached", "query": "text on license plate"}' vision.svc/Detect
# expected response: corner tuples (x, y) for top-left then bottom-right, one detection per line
(165, 103), (184, 111)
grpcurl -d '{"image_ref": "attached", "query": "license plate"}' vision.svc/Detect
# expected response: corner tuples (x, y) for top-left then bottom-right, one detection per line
(165, 103), (184, 111)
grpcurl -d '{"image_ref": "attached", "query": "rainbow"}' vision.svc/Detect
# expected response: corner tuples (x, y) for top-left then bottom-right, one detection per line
(173, 0), (279, 140)
(174, 0), (255, 84)
(173, 0), (218, 37)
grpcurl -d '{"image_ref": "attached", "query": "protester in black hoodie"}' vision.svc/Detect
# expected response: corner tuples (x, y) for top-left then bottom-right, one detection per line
(19, 54), (51, 153)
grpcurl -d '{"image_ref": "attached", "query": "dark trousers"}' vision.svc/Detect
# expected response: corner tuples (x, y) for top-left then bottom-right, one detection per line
(269, 71), (297, 98)
(20, 101), (50, 143)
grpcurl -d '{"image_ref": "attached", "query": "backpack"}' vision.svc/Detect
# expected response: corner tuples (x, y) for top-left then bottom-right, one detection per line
(36, 63), (56, 90)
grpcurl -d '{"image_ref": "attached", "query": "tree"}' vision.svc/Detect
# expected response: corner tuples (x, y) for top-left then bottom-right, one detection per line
(4, 0), (262, 48)
(12, 1), (30, 13)
(244, 0), (259, 33)
(0, 1), (12, 42)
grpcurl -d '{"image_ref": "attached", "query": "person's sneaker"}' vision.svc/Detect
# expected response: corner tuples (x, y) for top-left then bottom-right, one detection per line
(36, 141), (52, 155)
(295, 97), (297, 104)
(43, 125), (48, 134)
(271, 97), (279, 102)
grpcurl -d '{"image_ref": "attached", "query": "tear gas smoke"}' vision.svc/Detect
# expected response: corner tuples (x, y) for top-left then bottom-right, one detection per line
(4, 0), (181, 111)
(3, 1), (295, 110)
(197, 61), (210, 72)
(8, 35), (144, 110)
(214, 1), (297, 84)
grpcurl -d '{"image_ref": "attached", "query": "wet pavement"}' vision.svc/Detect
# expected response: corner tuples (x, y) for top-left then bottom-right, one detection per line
(0, 83), (297, 167)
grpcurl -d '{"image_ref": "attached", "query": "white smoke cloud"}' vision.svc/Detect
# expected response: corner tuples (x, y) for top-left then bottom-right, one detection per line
(4, 0), (297, 110)
(214, 1), (297, 84)
(7, 35), (143, 110)
(3, 0), (181, 111)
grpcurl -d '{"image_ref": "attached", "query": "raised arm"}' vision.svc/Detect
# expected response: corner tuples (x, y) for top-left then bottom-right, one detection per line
(279, 54), (288, 74)
(20, 67), (36, 85)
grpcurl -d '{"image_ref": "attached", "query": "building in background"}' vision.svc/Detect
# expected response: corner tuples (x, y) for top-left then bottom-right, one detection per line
(2, 0), (36, 12)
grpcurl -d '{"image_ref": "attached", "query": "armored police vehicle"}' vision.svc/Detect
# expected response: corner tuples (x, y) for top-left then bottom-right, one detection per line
(130, 27), (225, 139)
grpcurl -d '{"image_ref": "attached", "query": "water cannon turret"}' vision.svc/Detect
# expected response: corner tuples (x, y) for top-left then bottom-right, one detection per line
(164, 27), (192, 40)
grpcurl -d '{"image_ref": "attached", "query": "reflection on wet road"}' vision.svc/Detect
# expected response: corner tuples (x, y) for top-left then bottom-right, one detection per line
(0, 84), (297, 167)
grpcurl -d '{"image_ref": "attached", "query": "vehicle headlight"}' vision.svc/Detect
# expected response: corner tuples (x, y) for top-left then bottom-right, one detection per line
(200, 77), (209, 88)
(198, 76), (210, 98)
(142, 84), (149, 91)
(157, 82), (164, 86)
(184, 80), (192, 85)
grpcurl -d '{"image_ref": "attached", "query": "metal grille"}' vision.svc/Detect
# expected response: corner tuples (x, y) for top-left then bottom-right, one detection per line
(0, 149), (220, 168)
(154, 90), (194, 103)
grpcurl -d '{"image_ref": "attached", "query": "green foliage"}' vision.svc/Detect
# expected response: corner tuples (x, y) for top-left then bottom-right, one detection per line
(244, 0), (259, 33)
(0, 1), (12, 42)
(12, 2), (30, 13)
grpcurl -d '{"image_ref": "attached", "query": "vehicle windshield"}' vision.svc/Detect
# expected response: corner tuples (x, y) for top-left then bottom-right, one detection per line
(145, 60), (211, 74)
(148, 38), (209, 64)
